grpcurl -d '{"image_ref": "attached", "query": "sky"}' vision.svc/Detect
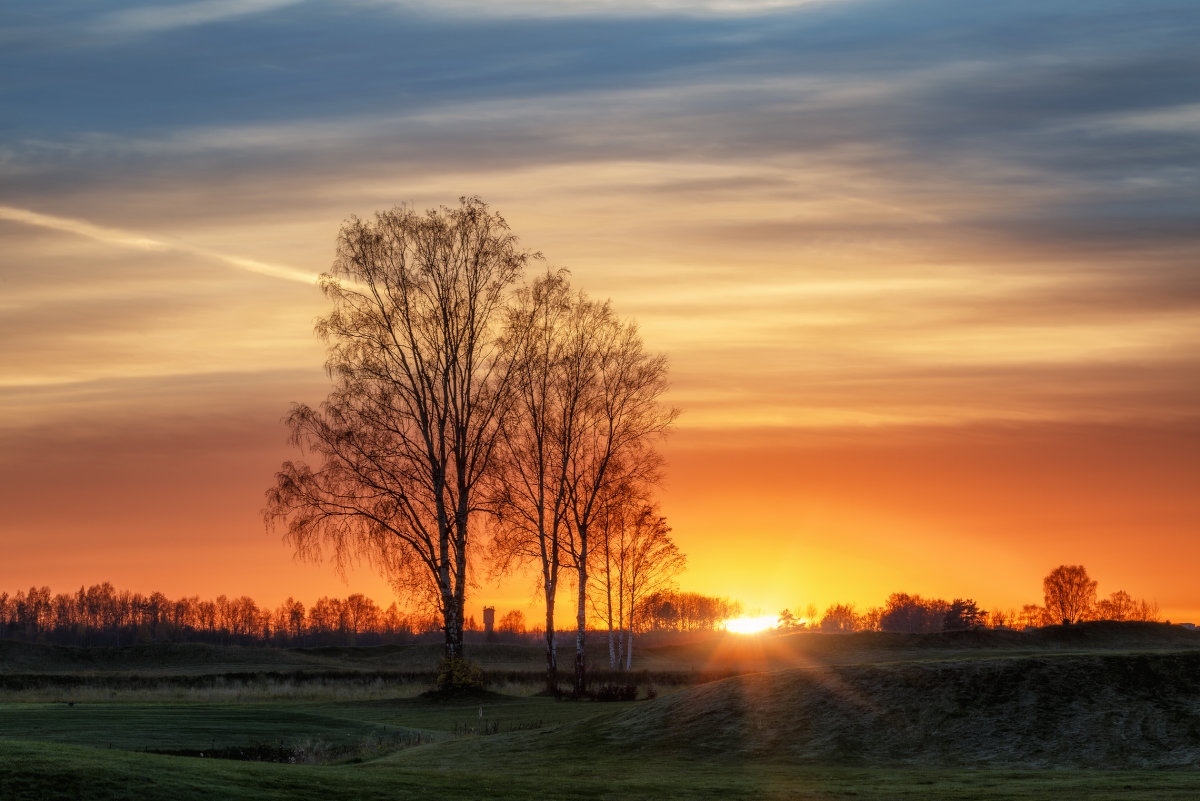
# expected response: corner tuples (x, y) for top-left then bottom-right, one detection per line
(2, 0), (1198, 624)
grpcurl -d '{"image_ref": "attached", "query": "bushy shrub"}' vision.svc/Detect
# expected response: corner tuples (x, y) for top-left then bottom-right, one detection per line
(591, 683), (638, 702)
(436, 657), (487, 693)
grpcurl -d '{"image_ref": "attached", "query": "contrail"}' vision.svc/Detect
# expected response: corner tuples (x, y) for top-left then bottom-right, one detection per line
(0, 205), (320, 286)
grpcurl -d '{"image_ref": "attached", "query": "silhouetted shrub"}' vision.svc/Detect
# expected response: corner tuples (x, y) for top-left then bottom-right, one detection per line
(591, 683), (638, 701)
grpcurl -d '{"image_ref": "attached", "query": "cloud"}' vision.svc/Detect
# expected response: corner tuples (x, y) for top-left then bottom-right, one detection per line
(0, 205), (319, 285)
(2, 0), (1197, 435)
(95, 0), (304, 36)
(364, 0), (840, 19)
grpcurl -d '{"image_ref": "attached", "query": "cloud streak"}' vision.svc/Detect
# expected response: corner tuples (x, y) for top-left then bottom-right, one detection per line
(95, 0), (304, 36)
(0, 205), (319, 286)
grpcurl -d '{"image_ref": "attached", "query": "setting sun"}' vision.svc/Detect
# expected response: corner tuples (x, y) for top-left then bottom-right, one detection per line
(723, 615), (779, 634)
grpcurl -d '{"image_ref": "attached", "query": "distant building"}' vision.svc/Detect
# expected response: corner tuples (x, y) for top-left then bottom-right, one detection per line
(483, 606), (495, 640)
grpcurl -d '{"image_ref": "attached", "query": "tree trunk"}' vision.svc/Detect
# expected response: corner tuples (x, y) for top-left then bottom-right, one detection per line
(605, 560), (618, 670)
(574, 541), (587, 696)
(544, 587), (557, 694)
(442, 592), (463, 662)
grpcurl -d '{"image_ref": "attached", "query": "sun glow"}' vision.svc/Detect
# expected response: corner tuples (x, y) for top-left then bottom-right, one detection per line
(723, 615), (779, 634)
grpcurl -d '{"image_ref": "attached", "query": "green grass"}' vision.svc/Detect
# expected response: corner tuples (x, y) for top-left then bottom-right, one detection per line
(6, 630), (1200, 799)
(5, 739), (1200, 801)
(0, 702), (430, 754)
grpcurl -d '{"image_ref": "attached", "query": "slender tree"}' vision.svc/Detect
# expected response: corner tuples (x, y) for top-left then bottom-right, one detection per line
(490, 273), (677, 692)
(488, 271), (579, 693)
(563, 308), (677, 695)
(265, 198), (529, 664)
(591, 483), (684, 670)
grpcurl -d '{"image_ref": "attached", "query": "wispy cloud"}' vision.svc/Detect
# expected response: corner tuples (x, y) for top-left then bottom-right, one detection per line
(0, 205), (319, 286)
(372, 0), (839, 18)
(95, 0), (304, 36)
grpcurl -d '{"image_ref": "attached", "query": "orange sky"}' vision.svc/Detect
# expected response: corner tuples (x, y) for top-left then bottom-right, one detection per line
(2, 1), (1198, 624)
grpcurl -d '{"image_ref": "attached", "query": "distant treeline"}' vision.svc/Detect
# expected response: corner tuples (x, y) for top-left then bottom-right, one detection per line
(779, 566), (1161, 634)
(0, 583), (742, 648)
(636, 591), (744, 632)
(0, 583), (450, 648)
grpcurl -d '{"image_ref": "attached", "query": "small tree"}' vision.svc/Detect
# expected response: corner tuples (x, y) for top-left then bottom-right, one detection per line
(1016, 604), (1047, 628)
(497, 609), (526, 634)
(819, 603), (859, 633)
(1095, 590), (1136, 621)
(590, 489), (684, 670)
(943, 598), (985, 631)
(1042, 564), (1097, 625)
(1096, 590), (1160, 622)
(878, 593), (948, 633)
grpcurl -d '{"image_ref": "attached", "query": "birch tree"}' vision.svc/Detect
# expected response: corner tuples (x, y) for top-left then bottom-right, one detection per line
(564, 310), (677, 695)
(488, 271), (581, 693)
(489, 275), (677, 694)
(591, 483), (684, 671)
(265, 198), (529, 665)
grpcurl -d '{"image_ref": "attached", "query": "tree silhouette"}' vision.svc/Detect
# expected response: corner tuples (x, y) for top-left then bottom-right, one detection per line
(943, 598), (985, 631)
(1042, 564), (1097, 625)
(265, 198), (530, 664)
(879, 593), (948, 633)
(591, 484), (684, 670)
(488, 271), (676, 693)
(819, 603), (859, 633)
(487, 271), (586, 692)
(561, 305), (676, 694)
(1096, 589), (1159, 622)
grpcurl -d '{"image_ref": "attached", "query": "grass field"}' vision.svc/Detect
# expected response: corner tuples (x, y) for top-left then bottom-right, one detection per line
(4, 625), (1200, 800)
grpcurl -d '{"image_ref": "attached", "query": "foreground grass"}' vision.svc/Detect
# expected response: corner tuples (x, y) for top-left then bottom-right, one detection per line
(7, 632), (1200, 799)
(4, 739), (1200, 801)
(5, 692), (1200, 800)
(0, 692), (625, 754)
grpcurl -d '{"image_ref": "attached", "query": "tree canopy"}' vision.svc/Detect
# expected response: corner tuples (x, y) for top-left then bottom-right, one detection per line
(265, 198), (531, 663)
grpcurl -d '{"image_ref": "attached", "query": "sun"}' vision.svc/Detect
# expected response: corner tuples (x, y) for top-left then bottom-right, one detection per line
(723, 614), (778, 634)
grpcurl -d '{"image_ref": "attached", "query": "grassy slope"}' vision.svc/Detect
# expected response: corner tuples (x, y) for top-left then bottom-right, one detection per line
(6, 738), (1200, 801)
(591, 652), (1200, 768)
(5, 625), (1200, 799)
(636, 622), (1200, 674)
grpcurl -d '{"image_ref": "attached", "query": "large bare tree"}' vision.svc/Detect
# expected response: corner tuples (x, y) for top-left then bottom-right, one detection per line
(265, 198), (529, 664)
(1042, 564), (1097, 625)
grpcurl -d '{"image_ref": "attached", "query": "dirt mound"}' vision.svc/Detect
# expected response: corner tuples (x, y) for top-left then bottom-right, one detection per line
(598, 651), (1200, 768)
